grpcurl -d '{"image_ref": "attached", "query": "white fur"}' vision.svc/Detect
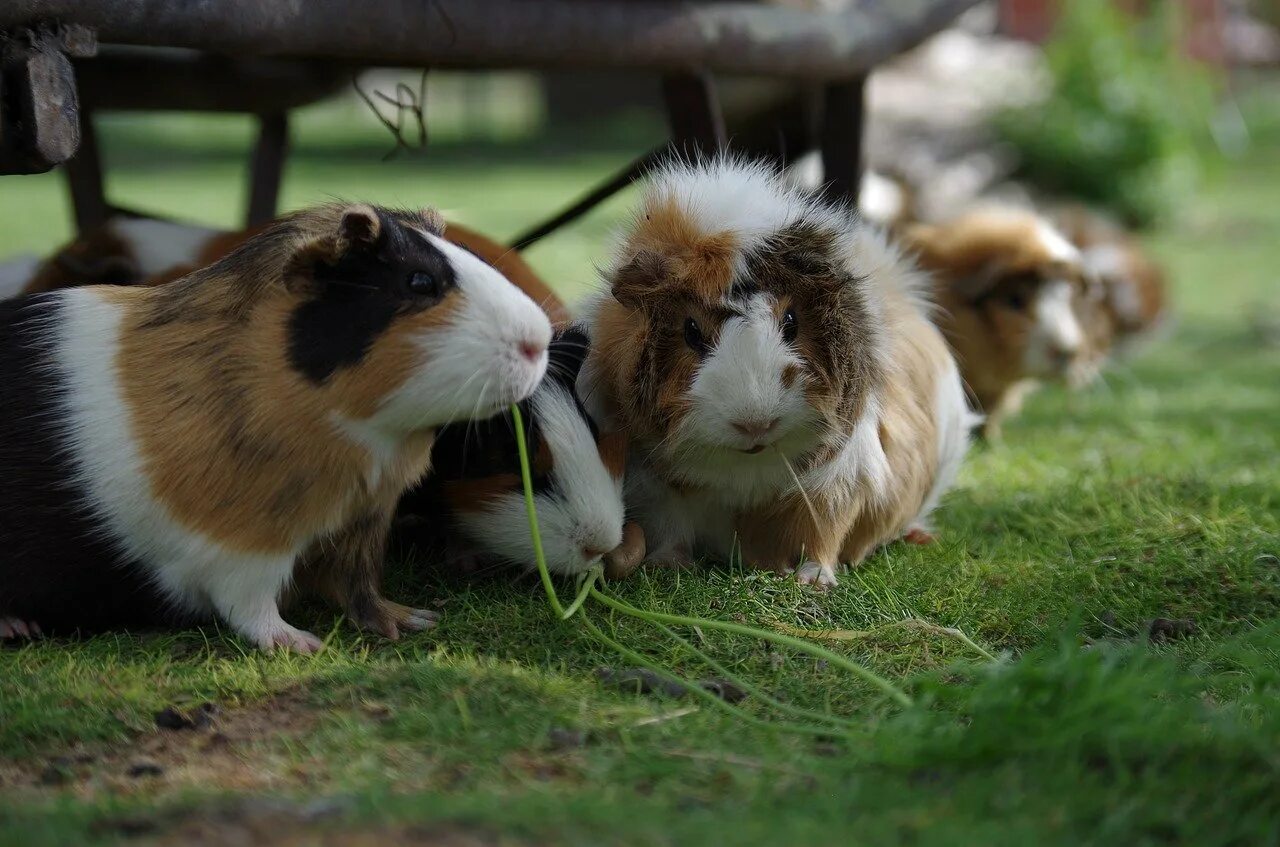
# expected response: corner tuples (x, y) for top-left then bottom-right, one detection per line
(681, 294), (812, 454)
(372, 232), (551, 433)
(457, 383), (624, 575)
(636, 157), (851, 281)
(0, 254), (39, 298)
(47, 289), (316, 651)
(911, 358), (979, 532)
(802, 393), (891, 515)
(1023, 279), (1084, 376)
(110, 217), (220, 276)
(1035, 219), (1082, 265)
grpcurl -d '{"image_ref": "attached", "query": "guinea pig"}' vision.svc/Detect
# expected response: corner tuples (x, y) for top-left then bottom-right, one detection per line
(901, 207), (1100, 439)
(1055, 205), (1169, 354)
(18, 215), (554, 305)
(19, 215), (257, 295)
(579, 157), (977, 587)
(0, 203), (552, 649)
(396, 325), (644, 578)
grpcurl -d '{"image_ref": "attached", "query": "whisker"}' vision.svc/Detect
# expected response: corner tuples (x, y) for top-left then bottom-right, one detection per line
(774, 446), (822, 529)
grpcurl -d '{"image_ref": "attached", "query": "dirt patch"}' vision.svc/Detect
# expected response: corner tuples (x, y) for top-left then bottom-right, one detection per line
(0, 689), (320, 800)
(90, 798), (514, 846)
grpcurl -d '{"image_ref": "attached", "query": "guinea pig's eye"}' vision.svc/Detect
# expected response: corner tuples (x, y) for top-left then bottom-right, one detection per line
(683, 317), (708, 356)
(1001, 290), (1028, 311)
(781, 308), (798, 344)
(406, 271), (443, 299)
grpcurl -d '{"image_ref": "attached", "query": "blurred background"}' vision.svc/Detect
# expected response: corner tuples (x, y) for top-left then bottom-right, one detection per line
(1, 0), (1278, 316)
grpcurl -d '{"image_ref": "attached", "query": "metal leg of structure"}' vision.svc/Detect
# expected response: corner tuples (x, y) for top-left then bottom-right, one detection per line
(819, 76), (866, 206)
(662, 71), (726, 157)
(246, 111), (288, 226)
(64, 108), (110, 234)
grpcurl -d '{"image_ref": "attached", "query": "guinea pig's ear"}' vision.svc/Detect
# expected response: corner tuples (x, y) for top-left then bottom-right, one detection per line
(610, 250), (670, 309)
(547, 326), (590, 388)
(335, 204), (382, 255)
(418, 207), (446, 236)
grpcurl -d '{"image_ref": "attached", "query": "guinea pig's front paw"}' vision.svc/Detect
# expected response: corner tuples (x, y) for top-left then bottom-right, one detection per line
(261, 623), (324, 653)
(0, 617), (42, 640)
(352, 597), (440, 640)
(794, 560), (839, 590)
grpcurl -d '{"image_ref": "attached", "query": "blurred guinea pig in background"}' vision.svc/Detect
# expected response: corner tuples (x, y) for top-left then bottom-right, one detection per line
(580, 157), (975, 587)
(396, 325), (645, 580)
(15, 213), (571, 328)
(901, 207), (1104, 439)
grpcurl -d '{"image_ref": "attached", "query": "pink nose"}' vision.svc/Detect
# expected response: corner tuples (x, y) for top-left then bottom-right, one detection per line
(581, 544), (610, 560)
(732, 418), (780, 442)
(519, 340), (546, 363)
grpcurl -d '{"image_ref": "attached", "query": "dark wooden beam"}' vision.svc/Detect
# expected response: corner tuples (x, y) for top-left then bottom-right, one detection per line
(662, 71), (726, 157)
(63, 107), (109, 232)
(819, 76), (866, 206)
(245, 112), (288, 226)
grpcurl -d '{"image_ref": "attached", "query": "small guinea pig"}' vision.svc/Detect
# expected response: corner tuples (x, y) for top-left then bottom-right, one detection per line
(1055, 205), (1169, 353)
(580, 157), (976, 587)
(902, 207), (1100, 439)
(20, 215), (258, 294)
(0, 203), (552, 649)
(397, 326), (643, 578)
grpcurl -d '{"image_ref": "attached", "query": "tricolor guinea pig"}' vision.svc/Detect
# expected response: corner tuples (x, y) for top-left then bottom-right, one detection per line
(396, 326), (643, 578)
(0, 203), (551, 649)
(901, 207), (1100, 439)
(579, 157), (976, 587)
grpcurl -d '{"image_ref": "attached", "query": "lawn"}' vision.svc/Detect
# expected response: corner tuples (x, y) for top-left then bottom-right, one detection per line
(0, 104), (1278, 846)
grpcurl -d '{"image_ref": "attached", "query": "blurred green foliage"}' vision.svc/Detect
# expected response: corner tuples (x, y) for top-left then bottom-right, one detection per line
(996, 0), (1218, 227)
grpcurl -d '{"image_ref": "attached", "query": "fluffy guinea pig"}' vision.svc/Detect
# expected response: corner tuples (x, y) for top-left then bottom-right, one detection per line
(1055, 205), (1169, 353)
(0, 203), (551, 649)
(901, 207), (1101, 439)
(397, 325), (645, 579)
(579, 157), (976, 587)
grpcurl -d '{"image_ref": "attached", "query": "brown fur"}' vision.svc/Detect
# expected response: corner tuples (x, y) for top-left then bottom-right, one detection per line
(110, 205), (451, 635)
(903, 209), (1093, 437)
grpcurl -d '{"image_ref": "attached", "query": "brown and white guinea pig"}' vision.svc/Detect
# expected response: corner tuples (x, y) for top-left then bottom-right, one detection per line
(901, 207), (1101, 439)
(1055, 205), (1169, 353)
(0, 203), (551, 649)
(578, 158), (977, 587)
(396, 325), (645, 579)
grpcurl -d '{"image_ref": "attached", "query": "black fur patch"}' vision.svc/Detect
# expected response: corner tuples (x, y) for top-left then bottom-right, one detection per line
(397, 329), (598, 529)
(0, 293), (185, 635)
(288, 210), (459, 384)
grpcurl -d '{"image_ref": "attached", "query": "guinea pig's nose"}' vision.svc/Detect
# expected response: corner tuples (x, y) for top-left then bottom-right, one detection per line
(518, 339), (547, 363)
(732, 417), (780, 442)
(581, 544), (611, 561)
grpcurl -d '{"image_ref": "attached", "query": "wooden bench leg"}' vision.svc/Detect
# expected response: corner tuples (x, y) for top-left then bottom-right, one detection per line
(662, 71), (726, 157)
(246, 111), (288, 227)
(64, 108), (110, 234)
(819, 76), (866, 206)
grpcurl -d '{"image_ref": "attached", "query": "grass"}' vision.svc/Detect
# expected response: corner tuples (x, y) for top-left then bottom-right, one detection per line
(1, 104), (1278, 845)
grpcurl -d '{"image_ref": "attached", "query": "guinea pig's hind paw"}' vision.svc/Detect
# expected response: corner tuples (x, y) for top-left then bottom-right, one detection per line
(0, 617), (42, 639)
(262, 625), (324, 654)
(903, 528), (936, 545)
(794, 561), (839, 590)
(353, 599), (440, 640)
